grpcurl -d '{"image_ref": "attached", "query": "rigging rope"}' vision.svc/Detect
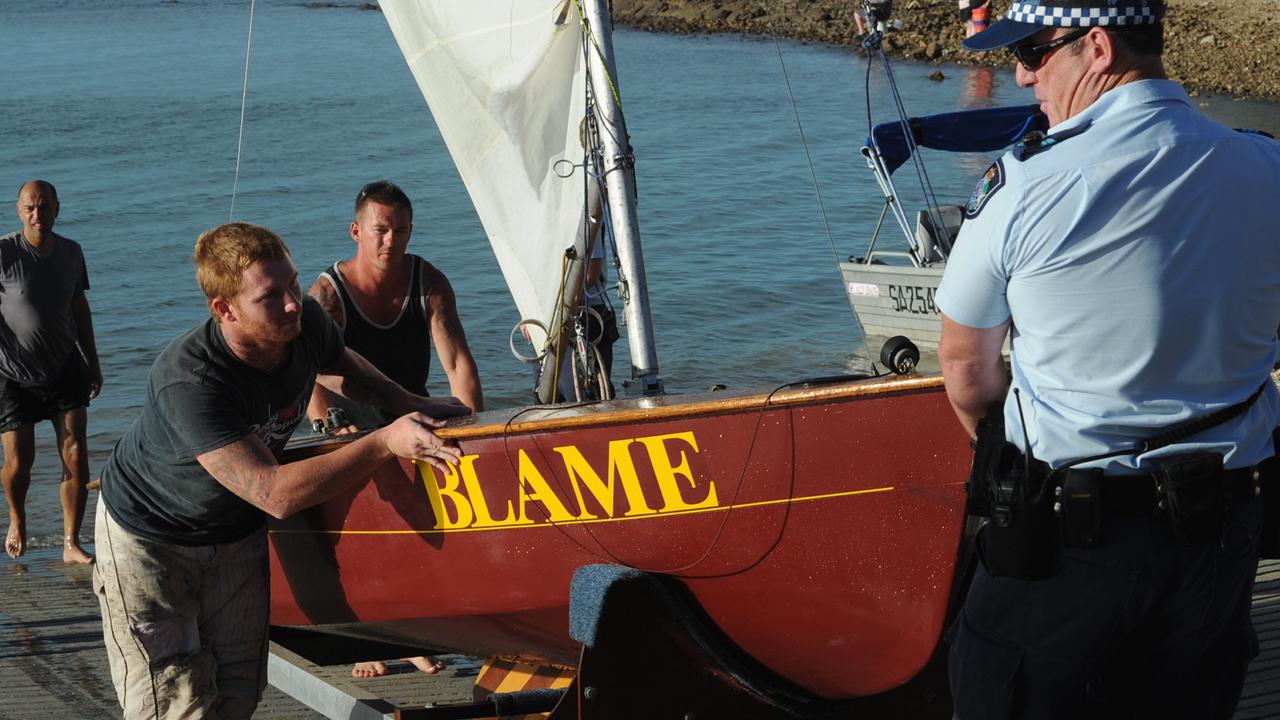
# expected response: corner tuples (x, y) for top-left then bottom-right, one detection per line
(573, 0), (625, 113)
(529, 17), (615, 403)
(860, 10), (949, 260)
(767, 26), (840, 277)
(762, 1), (873, 363)
(229, 0), (257, 221)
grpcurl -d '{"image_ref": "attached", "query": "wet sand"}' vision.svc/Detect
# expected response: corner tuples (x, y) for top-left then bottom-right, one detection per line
(613, 0), (1280, 100)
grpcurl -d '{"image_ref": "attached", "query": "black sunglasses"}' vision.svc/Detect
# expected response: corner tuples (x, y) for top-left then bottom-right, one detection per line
(1011, 27), (1090, 70)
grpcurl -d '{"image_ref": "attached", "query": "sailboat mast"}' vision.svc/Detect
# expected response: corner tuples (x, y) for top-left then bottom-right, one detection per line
(582, 0), (663, 396)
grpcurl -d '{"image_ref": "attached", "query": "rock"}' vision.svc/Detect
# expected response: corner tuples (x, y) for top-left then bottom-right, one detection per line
(929, 70), (946, 81)
(608, 0), (1280, 100)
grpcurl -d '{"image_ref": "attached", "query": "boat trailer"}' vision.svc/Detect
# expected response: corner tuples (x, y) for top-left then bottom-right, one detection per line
(271, 563), (957, 719)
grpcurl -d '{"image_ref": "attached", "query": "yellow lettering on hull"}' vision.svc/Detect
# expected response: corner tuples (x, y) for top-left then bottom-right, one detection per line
(637, 432), (718, 512)
(419, 430), (717, 530)
(557, 439), (655, 519)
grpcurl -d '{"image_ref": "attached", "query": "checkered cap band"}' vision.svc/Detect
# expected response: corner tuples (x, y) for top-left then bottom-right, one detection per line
(1006, 1), (1161, 27)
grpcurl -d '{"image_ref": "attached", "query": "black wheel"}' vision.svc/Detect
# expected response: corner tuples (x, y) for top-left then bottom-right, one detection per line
(880, 335), (920, 375)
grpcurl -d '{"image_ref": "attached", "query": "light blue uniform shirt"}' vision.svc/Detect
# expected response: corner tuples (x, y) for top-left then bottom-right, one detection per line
(937, 80), (1280, 472)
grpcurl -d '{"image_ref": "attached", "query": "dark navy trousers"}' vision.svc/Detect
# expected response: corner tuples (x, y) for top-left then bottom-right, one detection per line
(950, 499), (1261, 720)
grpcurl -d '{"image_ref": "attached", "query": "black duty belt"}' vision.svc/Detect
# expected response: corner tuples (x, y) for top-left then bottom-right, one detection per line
(1062, 465), (1261, 516)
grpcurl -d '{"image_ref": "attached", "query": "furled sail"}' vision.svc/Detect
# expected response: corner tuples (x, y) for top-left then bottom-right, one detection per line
(379, 0), (588, 344)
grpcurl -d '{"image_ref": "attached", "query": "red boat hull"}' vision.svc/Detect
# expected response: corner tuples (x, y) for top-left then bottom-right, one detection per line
(269, 374), (971, 700)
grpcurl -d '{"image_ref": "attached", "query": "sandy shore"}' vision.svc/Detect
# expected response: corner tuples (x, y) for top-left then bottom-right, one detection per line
(613, 0), (1280, 100)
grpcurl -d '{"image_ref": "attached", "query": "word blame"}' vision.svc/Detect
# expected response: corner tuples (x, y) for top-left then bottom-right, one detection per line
(420, 431), (720, 530)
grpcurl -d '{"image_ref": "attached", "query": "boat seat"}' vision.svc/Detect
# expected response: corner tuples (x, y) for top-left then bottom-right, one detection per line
(915, 205), (964, 266)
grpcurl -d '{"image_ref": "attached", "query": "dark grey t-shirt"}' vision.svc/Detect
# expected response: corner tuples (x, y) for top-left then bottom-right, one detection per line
(0, 231), (89, 385)
(101, 297), (344, 545)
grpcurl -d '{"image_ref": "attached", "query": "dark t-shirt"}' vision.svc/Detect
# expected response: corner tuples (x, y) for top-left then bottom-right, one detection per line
(101, 297), (344, 545)
(0, 231), (90, 385)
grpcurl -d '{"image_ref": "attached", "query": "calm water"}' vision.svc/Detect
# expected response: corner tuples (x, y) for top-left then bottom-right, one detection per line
(3, 0), (1277, 542)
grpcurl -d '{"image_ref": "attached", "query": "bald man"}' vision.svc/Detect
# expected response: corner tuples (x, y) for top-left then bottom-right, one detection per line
(2, 180), (102, 564)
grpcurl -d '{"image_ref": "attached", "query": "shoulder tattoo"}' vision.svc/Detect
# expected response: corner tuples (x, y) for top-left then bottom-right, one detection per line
(309, 276), (345, 328)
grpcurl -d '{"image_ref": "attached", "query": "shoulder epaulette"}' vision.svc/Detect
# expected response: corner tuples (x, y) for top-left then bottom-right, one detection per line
(1013, 119), (1094, 162)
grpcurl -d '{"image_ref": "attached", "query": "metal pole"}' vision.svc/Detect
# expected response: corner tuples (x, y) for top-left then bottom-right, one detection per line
(533, 247), (586, 405)
(582, 0), (663, 395)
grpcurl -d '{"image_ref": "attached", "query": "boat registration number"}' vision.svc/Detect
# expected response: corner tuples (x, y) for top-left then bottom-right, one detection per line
(888, 284), (939, 316)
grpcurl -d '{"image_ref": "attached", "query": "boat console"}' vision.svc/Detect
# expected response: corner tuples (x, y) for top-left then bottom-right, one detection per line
(915, 204), (963, 266)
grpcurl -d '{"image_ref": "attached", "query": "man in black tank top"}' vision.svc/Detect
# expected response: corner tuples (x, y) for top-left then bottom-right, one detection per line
(305, 180), (483, 679)
(307, 180), (482, 433)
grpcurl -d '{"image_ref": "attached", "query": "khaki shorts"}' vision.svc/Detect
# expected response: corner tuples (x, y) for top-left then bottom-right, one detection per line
(93, 499), (269, 720)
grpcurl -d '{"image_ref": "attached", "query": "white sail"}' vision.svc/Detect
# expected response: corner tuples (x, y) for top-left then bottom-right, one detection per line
(379, 0), (588, 344)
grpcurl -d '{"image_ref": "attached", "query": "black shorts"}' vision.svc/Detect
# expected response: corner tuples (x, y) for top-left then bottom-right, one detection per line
(0, 353), (91, 432)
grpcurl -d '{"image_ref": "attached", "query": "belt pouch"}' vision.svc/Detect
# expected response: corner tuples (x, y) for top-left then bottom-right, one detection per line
(978, 466), (1057, 580)
(1058, 468), (1103, 548)
(966, 403), (1009, 517)
(1154, 452), (1224, 544)
(1258, 453), (1280, 559)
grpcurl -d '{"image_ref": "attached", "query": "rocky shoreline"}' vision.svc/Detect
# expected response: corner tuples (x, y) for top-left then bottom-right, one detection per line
(612, 0), (1280, 100)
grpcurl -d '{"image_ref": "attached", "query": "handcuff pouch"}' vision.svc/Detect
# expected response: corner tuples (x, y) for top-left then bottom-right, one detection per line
(1153, 452), (1224, 544)
(1058, 468), (1103, 548)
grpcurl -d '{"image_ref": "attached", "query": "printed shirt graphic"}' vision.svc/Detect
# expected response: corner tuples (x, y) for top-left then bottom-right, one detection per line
(100, 298), (344, 545)
(248, 394), (309, 452)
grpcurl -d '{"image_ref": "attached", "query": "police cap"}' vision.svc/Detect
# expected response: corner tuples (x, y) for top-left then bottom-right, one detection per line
(963, 0), (1165, 52)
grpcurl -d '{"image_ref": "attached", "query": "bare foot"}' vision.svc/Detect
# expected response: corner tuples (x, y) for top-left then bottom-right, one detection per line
(5, 520), (24, 559)
(63, 536), (94, 565)
(351, 656), (443, 678)
(406, 656), (444, 675)
(352, 661), (388, 678)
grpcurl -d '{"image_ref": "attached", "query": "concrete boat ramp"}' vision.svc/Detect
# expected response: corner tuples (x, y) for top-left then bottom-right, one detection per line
(2, 547), (1278, 719)
(0, 548), (478, 719)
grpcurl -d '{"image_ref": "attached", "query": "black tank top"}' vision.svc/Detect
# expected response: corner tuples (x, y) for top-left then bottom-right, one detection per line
(322, 255), (432, 396)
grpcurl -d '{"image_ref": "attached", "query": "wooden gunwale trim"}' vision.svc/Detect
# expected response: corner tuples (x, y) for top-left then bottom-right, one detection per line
(452, 374), (947, 438)
(283, 374), (946, 459)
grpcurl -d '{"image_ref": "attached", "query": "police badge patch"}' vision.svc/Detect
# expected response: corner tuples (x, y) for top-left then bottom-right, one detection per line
(964, 159), (1005, 219)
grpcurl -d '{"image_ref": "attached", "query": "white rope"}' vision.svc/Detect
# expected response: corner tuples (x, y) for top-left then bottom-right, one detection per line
(229, 0), (257, 221)
(763, 6), (867, 337)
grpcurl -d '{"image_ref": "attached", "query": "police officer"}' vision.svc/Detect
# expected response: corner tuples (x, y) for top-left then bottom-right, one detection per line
(935, 1), (1280, 717)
